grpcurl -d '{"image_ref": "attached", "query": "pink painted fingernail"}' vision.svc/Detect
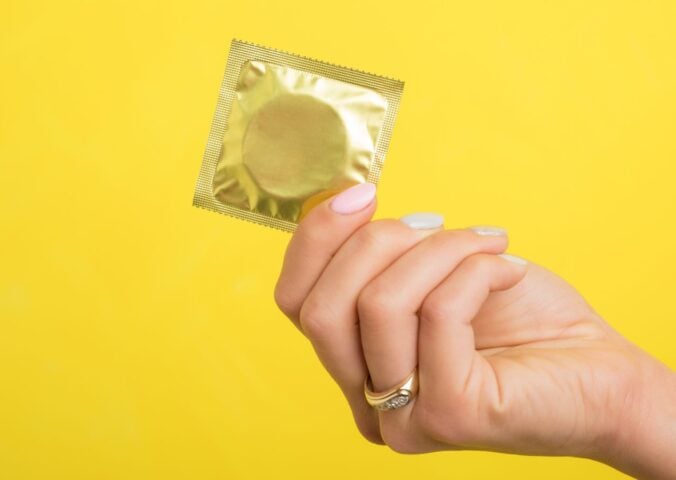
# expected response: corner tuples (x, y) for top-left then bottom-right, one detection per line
(330, 183), (376, 214)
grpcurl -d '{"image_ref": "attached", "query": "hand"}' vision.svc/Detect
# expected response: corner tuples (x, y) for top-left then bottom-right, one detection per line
(273, 184), (676, 479)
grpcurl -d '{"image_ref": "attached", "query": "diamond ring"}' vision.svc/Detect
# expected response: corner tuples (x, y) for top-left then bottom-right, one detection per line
(364, 366), (419, 411)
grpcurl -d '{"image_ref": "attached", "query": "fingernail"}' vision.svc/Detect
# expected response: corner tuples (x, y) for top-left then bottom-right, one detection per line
(469, 225), (508, 236)
(399, 212), (444, 230)
(498, 253), (528, 265)
(330, 183), (376, 215)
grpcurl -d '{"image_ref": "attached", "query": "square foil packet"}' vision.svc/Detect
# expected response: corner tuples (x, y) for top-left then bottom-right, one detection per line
(193, 39), (404, 232)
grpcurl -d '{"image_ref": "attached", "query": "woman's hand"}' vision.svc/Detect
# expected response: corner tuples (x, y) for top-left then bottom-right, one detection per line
(273, 184), (676, 479)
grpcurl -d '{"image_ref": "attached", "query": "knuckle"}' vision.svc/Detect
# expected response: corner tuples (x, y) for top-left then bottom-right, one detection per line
(357, 281), (398, 328)
(462, 253), (496, 275)
(273, 282), (298, 318)
(419, 294), (460, 327)
(298, 295), (334, 340)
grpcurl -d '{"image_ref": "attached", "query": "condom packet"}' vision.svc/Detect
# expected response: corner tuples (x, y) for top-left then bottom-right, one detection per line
(192, 39), (404, 232)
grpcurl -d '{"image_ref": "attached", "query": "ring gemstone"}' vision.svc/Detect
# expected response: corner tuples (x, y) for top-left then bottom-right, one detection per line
(381, 393), (410, 410)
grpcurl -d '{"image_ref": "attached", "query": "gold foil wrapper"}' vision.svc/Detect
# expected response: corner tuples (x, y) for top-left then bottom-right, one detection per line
(193, 39), (404, 232)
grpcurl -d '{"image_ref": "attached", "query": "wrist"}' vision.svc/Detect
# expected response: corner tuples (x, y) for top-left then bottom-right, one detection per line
(601, 349), (676, 479)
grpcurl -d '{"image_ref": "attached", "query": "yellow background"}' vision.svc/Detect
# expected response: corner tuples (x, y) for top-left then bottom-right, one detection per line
(2, 1), (675, 478)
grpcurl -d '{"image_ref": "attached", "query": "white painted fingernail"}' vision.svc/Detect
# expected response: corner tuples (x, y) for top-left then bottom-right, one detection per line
(399, 212), (444, 230)
(469, 225), (508, 236)
(499, 253), (528, 265)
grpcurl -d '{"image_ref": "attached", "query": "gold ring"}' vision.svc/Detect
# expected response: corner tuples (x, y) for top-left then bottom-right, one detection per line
(364, 366), (419, 411)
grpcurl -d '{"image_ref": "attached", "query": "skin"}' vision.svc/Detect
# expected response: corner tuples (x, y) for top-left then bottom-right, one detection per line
(273, 193), (676, 479)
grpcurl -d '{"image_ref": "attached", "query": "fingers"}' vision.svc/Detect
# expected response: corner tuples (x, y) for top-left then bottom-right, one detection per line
(358, 229), (509, 397)
(299, 214), (443, 442)
(274, 182), (377, 330)
(299, 219), (437, 379)
(418, 253), (528, 402)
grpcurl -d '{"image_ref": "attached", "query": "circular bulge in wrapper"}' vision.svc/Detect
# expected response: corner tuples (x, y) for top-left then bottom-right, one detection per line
(241, 93), (348, 199)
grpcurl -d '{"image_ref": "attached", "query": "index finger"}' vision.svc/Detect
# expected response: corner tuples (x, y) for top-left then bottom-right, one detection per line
(274, 182), (378, 325)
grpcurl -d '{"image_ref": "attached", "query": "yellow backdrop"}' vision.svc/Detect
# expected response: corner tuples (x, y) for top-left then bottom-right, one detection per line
(2, 1), (675, 478)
